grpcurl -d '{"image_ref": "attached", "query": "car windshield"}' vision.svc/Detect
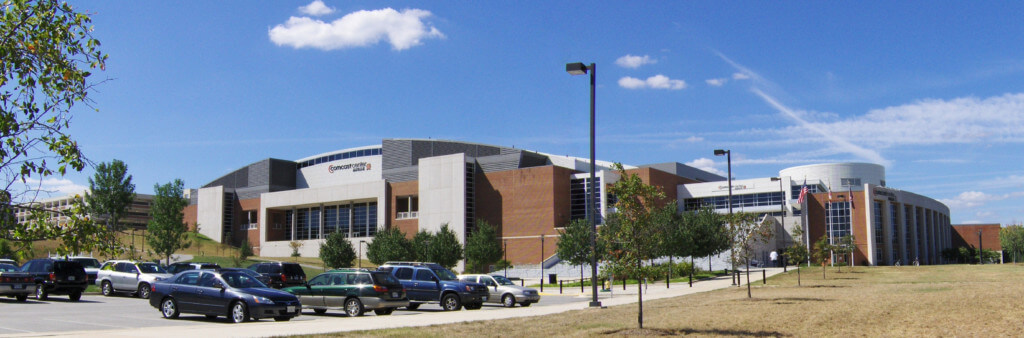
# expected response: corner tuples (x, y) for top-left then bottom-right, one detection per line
(221, 271), (267, 288)
(71, 258), (100, 268)
(371, 272), (400, 285)
(493, 276), (516, 286)
(138, 263), (167, 273)
(0, 264), (17, 272)
(431, 268), (458, 281)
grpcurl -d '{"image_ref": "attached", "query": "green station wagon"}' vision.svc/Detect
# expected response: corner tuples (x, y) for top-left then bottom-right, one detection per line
(282, 269), (409, 317)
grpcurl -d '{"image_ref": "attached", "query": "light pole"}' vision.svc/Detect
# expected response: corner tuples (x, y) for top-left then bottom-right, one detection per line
(978, 230), (983, 265)
(358, 240), (367, 269)
(715, 149), (734, 285)
(503, 239), (508, 277)
(566, 62), (601, 308)
(771, 177), (786, 271)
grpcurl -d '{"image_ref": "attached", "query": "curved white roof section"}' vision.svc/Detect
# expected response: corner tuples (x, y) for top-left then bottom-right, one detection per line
(779, 162), (885, 191)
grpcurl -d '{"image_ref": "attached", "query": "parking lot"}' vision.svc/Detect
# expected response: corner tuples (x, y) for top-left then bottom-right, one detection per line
(0, 292), (584, 336)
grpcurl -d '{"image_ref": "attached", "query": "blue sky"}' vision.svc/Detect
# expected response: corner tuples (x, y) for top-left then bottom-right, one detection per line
(31, 1), (1024, 225)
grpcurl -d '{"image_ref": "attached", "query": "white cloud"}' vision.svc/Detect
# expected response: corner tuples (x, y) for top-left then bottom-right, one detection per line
(706, 78), (727, 87)
(615, 54), (656, 69)
(618, 75), (686, 90)
(940, 190), (1024, 209)
(298, 0), (335, 16)
(269, 8), (444, 51)
(21, 178), (88, 198)
(686, 158), (726, 176)
(732, 72), (750, 80)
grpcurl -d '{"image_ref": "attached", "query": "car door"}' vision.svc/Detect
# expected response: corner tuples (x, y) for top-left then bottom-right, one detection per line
(322, 273), (350, 308)
(480, 276), (501, 301)
(170, 271), (201, 313)
(296, 274), (329, 309)
(194, 271), (229, 315)
(113, 263), (131, 290)
(411, 269), (439, 301)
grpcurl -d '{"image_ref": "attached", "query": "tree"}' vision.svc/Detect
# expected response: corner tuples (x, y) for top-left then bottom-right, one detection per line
(146, 180), (190, 266)
(430, 224), (463, 270)
(725, 211), (774, 298)
(684, 206), (731, 273)
(557, 218), (604, 285)
(1, 0), (107, 249)
(411, 230), (434, 262)
(785, 225), (809, 286)
(85, 159), (135, 256)
(601, 163), (672, 329)
(1000, 224), (1024, 263)
(238, 238), (254, 261)
(811, 236), (832, 279)
(289, 240), (303, 258)
(367, 227), (413, 265)
(319, 231), (356, 269)
(464, 220), (502, 273)
(833, 234), (856, 272)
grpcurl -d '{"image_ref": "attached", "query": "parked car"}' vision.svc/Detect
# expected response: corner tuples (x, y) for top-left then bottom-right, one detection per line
(53, 256), (101, 285)
(247, 262), (306, 289)
(165, 262), (221, 274)
(148, 269), (301, 323)
(282, 268), (408, 317)
(377, 261), (489, 311)
(218, 268), (271, 286)
(0, 269), (34, 302)
(20, 258), (88, 301)
(458, 274), (540, 307)
(0, 258), (16, 265)
(97, 260), (172, 299)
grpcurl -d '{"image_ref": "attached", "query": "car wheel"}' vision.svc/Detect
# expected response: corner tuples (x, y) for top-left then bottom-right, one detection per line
(274, 316), (291, 322)
(69, 291), (82, 302)
(230, 301), (249, 323)
(520, 302), (532, 307)
(101, 281), (114, 297)
(502, 294), (516, 308)
(313, 308), (327, 315)
(138, 283), (151, 299)
(205, 314), (218, 319)
(16, 294), (27, 302)
(405, 303), (421, 310)
(35, 284), (47, 300)
(441, 293), (462, 311)
(373, 308), (394, 316)
(161, 298), (180, 319)
(344, 298), (364, 317)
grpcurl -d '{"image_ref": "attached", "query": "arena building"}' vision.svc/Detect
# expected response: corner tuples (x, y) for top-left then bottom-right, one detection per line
(679, 163), (953, 266)
(183, 139), (724, 268)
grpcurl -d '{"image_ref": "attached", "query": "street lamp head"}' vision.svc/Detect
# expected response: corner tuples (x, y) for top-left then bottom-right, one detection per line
(565, 62), (588, 75)
(714, 149), (729, 156)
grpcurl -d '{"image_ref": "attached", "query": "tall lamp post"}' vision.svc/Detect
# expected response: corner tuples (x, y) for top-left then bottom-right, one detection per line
(978, 230), (983, 265)
(714, 149), (734, 285)
(503, 239), (508, 277)
(566, 62), (601, 308)
(358, 240), (367, 269)
(771, 177), (786, 271)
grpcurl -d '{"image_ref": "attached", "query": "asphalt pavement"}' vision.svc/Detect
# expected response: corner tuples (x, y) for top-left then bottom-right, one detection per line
(1, 267), (785, 337)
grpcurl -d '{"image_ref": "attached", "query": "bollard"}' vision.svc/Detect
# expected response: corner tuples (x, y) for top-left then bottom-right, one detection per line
(580, 278), (584, 293)
(559, 280), (563, 294)
(689, 269), (693, 287)
(666, 270), (670, 288)
(762, 269), (766, 284)
(623, 278), (627, 290)
(540, 278), (544, 292)
(520, 279), (524, 287)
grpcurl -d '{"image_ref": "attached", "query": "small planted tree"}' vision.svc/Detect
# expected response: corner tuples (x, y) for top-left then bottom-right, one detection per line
(367, 227), (413, 265)
(686, 206), (730, 273)
(557, 218), (603, 285)
(289, 241), (303, 259)
(146, 179), (190, 266)
(811, 236), (832, 279)
(834, 235), (856, 272)
(726, 211), (774, 298)
(465, 220), (502, 273)
(320, 231), (356, 269)
(785, 225), (809, 286)
(430, 224), (464, 270)
(85, 159), (136, 257)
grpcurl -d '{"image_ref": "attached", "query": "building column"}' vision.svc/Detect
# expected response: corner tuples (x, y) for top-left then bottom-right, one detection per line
(880, 202), (893, 266)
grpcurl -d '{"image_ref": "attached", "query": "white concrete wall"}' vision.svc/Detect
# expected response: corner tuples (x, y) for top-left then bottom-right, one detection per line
(258, 180), (387, 258)
(418, 153), (466, 241)
(196, 186), (224, 243)
(296, 156), (383, 189)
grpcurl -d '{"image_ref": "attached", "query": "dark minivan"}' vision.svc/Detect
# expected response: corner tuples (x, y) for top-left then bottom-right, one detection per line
(21, 258), (88, 301)
(247, 262), (305, 288)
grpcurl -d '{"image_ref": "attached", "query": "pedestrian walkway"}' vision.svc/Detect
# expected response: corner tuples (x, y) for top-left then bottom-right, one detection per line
(26, 268), (787, 338)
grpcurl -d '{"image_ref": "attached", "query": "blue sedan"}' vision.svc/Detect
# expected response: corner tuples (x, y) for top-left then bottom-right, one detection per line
(148, 270), (301, 323)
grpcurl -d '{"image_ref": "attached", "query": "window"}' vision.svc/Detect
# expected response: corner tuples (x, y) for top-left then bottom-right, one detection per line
(308, 274), (330, 286)
(683, 191), (784, 211)
(873, 201), (884, 264)
(396, 196), (419, 219)
(395, 267), (413, 280)
(841, 178), (862, 187)
(570, 177), (603, 223)
(826, 201), (851, 242)
(414, 269), (435, 281)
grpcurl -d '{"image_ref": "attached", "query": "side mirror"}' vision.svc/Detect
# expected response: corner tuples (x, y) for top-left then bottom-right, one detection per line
(213, 281), (225, 290)
(493, 285), (498, 291)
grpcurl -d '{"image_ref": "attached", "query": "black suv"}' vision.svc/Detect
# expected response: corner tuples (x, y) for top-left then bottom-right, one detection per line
(21, 258), (88, 301)
(247, 262), (305, 288)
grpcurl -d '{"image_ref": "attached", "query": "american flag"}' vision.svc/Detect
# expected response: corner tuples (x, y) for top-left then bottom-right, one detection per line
(797, 184), (809, 204)
(849, 186), (855, 209)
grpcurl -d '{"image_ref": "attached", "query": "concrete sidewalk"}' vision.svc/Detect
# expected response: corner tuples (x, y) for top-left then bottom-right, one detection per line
(22, 268), (787, 338)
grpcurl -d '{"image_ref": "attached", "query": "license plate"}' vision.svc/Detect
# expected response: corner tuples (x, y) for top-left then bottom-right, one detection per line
(68, 276), (75, 281)
(287, 306), (296, 312)
(391, 292), (399, 298)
